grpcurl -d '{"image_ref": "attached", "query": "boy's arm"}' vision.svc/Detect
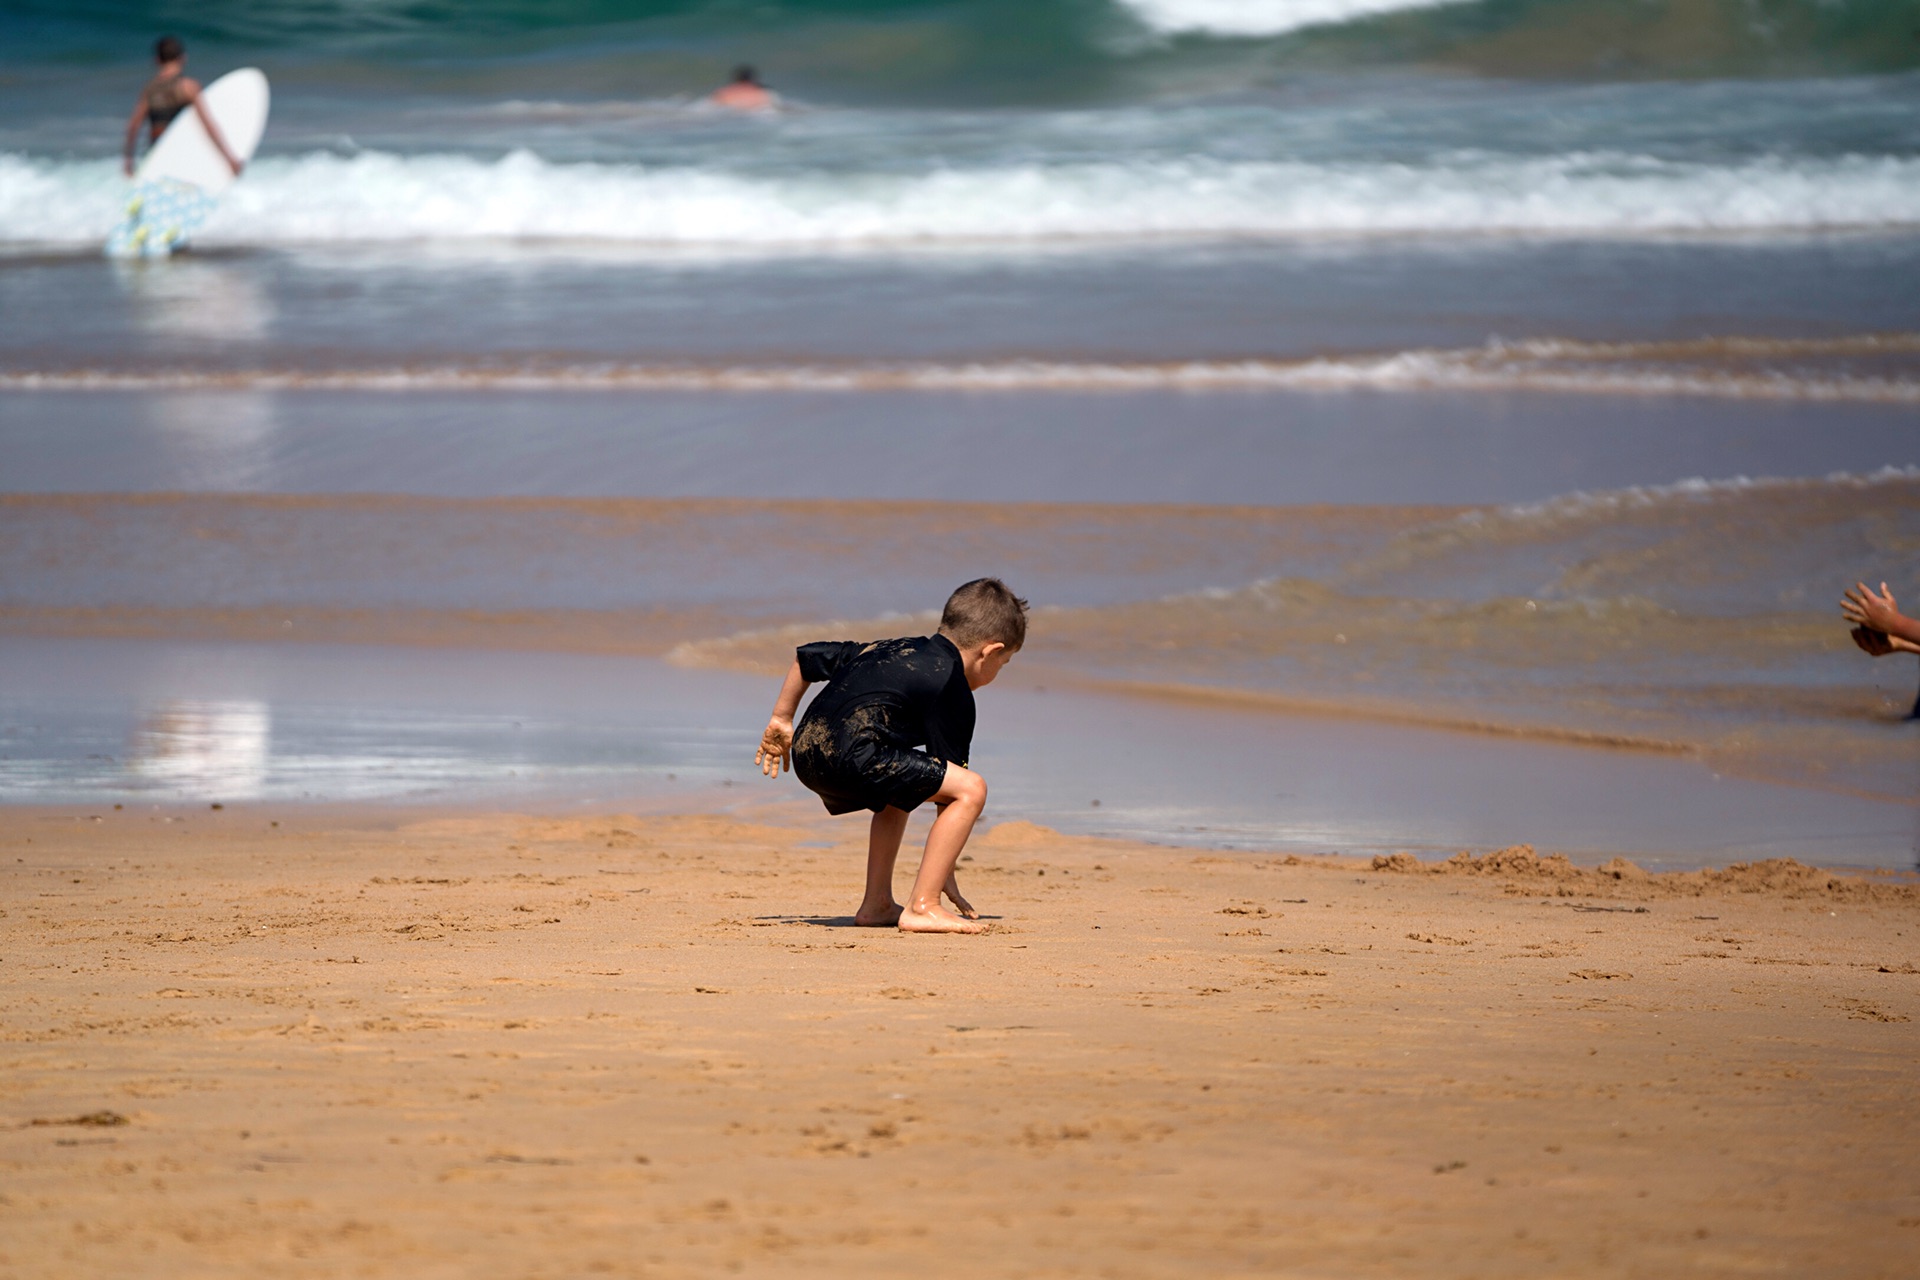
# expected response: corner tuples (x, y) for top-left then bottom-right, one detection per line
(757, 660), (809, 777)
(1843, 583), (1920, 647)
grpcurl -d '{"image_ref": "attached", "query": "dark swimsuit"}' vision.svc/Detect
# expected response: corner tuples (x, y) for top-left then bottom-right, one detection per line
(144, 72), (190, 140)
(790, 635), (975, 816)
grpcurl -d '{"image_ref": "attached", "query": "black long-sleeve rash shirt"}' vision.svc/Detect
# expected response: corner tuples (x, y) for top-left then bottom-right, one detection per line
(796, 634), (975, 767)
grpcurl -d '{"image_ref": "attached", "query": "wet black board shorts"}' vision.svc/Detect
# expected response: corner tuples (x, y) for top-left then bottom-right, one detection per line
(791, 706), (949, 816)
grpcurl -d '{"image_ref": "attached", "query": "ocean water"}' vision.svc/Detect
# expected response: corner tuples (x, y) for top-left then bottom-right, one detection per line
(0, 0), (1915, 863)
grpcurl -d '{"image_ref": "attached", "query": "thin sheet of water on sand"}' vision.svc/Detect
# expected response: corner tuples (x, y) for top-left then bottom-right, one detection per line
(3, 637), (1911, 870)
(6, 237), (1918, 370)
(1, 388), (1914, 503)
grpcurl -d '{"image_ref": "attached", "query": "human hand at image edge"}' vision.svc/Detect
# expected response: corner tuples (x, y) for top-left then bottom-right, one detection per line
(1842, 582), (1920, 645)
(1850, 625), (1894, 657)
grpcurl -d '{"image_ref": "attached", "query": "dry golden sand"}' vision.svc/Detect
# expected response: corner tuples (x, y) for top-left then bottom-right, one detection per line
(2, 805), (1917, 1278)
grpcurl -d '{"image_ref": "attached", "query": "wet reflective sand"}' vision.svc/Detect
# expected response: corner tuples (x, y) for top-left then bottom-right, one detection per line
(5, 637), (1914, 870)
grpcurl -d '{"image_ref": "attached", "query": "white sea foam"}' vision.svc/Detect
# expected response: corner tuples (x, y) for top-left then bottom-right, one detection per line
(1491, 464), (1920, 524)
(6, 147), (1920, 251)
(1116, 0), (1466, 38)
(4, 336), (1916, 402)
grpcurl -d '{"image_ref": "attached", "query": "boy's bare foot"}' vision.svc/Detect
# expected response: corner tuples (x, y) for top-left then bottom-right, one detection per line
(897, 903), (985, 934)
(853, 901), (903, 927)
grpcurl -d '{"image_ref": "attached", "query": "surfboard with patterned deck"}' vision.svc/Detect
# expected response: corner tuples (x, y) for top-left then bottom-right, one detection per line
(106, 68), (269, 260)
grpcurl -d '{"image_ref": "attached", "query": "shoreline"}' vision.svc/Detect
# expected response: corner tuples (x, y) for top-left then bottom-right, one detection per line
(3, 803), (1916, 1276)
(5, 632), (1917, 872)
(5, 612), (1913, 800)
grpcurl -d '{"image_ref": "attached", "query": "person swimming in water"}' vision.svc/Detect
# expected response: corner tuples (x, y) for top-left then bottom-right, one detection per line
(122, 35), (244, 178)
(710, 65), (776, 111)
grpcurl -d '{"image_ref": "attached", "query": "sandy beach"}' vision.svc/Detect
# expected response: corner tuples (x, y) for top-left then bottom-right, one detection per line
(6, 5), (1919, 1275)
(4, 803), (1915, 1278)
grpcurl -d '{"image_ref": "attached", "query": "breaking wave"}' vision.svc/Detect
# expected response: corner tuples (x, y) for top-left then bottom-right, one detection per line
(7, 148), (1920, 252)
(1116, 0), (1466, 38)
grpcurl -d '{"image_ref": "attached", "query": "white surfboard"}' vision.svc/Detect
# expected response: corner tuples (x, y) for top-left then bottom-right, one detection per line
(107, 68), (270, 259)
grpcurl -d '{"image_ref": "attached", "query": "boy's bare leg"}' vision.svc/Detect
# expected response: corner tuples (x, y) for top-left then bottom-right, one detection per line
(899, 764), (988, 935)
(855, 807), (909, 926)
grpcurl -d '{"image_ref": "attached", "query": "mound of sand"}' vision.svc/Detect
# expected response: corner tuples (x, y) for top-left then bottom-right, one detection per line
(1370, 844), (1918, 902)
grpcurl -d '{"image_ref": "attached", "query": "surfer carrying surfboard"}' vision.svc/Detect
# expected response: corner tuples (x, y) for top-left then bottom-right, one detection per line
(121, 36), (244, 179)
(106, 54), (268, 259)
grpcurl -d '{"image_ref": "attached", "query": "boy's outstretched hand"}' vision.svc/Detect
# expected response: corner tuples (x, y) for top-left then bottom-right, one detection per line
(756, 716), (793, 777)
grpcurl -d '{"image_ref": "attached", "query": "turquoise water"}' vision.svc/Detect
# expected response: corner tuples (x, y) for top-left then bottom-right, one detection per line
(4, 1), (1919, 256)
(13, 0), (1920, 88)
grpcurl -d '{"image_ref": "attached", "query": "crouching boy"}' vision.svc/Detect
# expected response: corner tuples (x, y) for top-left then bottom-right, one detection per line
(755, 578), (1027, 934)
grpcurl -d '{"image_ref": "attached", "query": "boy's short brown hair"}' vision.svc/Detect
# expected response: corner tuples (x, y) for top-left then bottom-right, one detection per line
(939, 578), (1028, 650)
